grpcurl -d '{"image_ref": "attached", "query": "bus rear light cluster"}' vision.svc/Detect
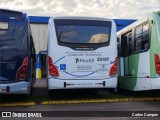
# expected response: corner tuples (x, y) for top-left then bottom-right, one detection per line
(48, 56), (59, 77)
(154, 54), (160, 74)
(16, 57), (28, 80)
(109, 57), (118, 76)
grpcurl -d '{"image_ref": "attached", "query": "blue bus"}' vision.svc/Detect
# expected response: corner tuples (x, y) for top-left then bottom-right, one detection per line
(0, 9), (36, 96)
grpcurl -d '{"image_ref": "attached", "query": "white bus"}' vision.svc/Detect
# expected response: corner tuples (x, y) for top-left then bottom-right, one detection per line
(117, 11), (160, 91)
(47, 16), (117, 94)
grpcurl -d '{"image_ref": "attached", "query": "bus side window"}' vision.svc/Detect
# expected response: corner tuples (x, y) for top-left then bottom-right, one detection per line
(135, 25), (142, 52)
(134, 22), (149, 52)
(30, 35), (36, 60)
(128, 33), (132, 54)
(120, 34), (128, 57)
(124, 35), (128, 56)
(142, 23), (149, 50)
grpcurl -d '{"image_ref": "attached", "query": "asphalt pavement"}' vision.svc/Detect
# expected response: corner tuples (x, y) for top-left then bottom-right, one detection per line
(1, 102), (160, 120)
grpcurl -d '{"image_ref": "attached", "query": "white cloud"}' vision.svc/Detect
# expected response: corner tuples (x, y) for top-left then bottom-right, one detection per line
(0, 0), (160, 19)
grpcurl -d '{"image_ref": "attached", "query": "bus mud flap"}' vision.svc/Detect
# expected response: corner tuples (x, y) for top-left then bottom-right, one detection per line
(103, 81), (105, 87)
(64, 82), (66, 88)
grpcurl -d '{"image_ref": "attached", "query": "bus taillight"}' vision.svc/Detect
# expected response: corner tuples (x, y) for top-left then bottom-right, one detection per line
(48, 56), (59, 77)
(16, 57), (28, 80)
(154, 54), (160, 74)
(109, 57), (118, 76)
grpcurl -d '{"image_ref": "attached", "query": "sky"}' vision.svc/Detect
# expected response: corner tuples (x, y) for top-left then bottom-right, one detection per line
(0, 0), (160, 19)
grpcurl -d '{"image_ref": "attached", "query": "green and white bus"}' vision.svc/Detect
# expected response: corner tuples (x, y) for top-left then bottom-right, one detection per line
(117, 11), (160, 91)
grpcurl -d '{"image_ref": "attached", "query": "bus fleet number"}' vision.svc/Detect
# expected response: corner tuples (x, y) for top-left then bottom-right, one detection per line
(97, 57), (109, 61)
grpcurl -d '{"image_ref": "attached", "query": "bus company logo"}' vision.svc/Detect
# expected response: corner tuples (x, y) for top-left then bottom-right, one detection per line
(75, 58), (79, 63)
(75, 58), (94, 63)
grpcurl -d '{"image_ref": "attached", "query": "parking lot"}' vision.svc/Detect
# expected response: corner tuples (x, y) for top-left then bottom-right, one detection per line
(0, 78), (160, 106)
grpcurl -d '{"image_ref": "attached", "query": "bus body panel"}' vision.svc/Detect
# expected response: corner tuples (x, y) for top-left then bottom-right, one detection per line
(0, 11), (27, 82)
(48, 46), (116, 80)
(118, 11), (160, 91)
(0, 81), (30, 94)
(119, 51), (151, 91)
(0, 9), (36, 94)
(48, 77), (117, 89)
(149, 12), (160, 77)
(47, 17), (117, 90)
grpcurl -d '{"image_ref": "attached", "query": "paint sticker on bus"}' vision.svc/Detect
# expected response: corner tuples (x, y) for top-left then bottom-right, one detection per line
(60, 64), (66, 70)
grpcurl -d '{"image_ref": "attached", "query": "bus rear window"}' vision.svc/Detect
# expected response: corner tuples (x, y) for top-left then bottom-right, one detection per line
(57, 25), (110, 44)
(55, 19), (111, 45)
(0, 22), (8, 30)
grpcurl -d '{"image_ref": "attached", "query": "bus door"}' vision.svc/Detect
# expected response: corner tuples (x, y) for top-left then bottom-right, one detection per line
(123, 32), (132, 76)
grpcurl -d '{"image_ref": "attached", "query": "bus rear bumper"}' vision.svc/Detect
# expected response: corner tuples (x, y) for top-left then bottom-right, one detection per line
(0, 81), (29, 94)
(47, 77), (117, 90)
(120, 77), (160, 91)
(151, 78), (160, 90)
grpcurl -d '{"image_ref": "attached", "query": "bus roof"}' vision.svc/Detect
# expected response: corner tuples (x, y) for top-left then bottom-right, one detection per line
(52, 16), (113, 22)
(117, 16), (148, 36)
(0, 9), (23, 14)
(0, 9), (27, 19)
(117, 10), (160, 36)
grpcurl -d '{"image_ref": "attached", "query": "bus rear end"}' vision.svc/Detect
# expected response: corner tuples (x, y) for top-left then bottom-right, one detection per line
(47, 17), (117, 90)
(0, 9), (31, 94)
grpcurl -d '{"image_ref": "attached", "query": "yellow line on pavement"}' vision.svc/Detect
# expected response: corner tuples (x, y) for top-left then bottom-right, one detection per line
(0, 102), (36, 107)
(41, 97), (160, 105)
(1, 97), (160, 107)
